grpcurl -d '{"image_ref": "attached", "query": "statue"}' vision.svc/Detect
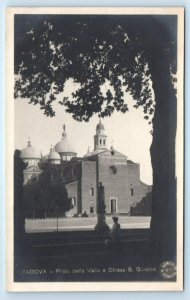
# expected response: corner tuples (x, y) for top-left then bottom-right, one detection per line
(97, 182), (106, 212)
(95, 182), (109, 233)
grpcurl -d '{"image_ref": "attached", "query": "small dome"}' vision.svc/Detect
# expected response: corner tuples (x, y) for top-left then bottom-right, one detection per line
(54, 125), (76, 155)
(20, 140), (41, 159)
(55, 140), (76, 154)
(48, 151), (60, 160)
(96, 119), (105, 131)
(41, 154), (49, 163)
(39, 153), (49, 165)
(48, 146), (60, 161)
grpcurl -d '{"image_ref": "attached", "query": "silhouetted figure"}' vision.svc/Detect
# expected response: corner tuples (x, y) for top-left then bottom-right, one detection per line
(97, 182), (106, 212)
(81, 210), (88, 217)
(105, 216), (122, 253)
(110, 216), (122, 243)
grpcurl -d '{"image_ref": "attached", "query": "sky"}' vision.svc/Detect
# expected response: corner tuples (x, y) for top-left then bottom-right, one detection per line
(14, 80), (153, 185)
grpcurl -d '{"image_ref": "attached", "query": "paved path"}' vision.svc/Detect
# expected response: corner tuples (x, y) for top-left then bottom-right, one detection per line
(25, 216), (151, 233)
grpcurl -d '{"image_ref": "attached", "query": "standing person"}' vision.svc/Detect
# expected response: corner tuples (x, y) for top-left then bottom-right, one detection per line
(105, 216), (122, 252)
(111, 216), (122, 244)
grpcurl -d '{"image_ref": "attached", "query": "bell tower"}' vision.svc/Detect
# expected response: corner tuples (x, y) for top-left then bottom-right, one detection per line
(94, 119), (107, 150)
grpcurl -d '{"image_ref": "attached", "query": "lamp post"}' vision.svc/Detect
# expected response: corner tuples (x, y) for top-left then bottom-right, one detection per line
(95, 182), (109, 234)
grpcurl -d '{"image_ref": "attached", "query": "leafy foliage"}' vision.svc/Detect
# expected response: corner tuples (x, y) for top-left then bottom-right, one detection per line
(23, 174), (73, 218)
(14, 15), (176, 122)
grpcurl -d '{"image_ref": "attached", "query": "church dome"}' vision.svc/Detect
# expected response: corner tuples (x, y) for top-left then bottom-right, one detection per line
(96, 119), (105, 131)
(20, 140), (41, 159)
(48, 150), (60, 160)
(54, 125), (76, 155)
(55, 139), (76, 154)
(48, 147), (60, 160)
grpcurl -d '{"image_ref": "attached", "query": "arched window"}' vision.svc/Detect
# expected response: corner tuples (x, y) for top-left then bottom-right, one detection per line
(90, 188), (94, 196)
(130, 188), (134, 196)
(89, 202), (94, 213)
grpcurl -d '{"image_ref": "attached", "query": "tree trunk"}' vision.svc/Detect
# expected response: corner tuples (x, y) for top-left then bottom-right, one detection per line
(149, 56), (177, 263)
(14, 150), (27, 256)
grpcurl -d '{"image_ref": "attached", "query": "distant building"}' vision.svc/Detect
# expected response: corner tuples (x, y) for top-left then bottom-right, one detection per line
(20, 120), (152, 216)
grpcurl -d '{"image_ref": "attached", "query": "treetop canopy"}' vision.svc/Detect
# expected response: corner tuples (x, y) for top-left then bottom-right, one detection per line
(14, 14), (177, 121)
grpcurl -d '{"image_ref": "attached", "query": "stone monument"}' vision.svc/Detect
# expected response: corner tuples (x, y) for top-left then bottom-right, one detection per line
(95, 182), (110, 233)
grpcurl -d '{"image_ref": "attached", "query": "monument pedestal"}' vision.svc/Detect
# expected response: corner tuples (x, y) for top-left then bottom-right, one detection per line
(95, 212), (110, 233)
(95, 182), (109, 233)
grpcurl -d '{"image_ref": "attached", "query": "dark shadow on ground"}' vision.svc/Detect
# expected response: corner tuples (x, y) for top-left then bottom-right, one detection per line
(14, 229), (176, 282)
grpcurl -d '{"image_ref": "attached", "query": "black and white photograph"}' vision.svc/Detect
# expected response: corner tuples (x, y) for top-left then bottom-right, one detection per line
(6, 7), (184, 291)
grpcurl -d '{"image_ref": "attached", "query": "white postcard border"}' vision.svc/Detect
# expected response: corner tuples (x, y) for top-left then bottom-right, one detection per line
(6, 6), (184, 292)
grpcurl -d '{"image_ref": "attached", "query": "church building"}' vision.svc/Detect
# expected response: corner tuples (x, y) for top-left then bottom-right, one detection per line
(20, 120), (152, 216)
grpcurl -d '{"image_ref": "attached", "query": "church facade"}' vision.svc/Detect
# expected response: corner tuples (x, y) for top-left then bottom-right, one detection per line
(20, 121), (152, 216)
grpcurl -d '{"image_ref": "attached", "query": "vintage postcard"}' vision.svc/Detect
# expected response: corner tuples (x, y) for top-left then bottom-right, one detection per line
(6, 7), (184, 291)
